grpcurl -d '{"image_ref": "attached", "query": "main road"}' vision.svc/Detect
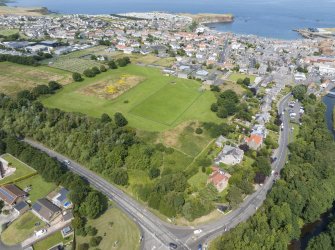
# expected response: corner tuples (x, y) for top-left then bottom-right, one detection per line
(23, 93), (292, 250)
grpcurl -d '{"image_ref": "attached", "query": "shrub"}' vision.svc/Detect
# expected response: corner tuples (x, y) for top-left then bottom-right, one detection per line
(90, 236), (102, 247)
(195, 128), (203, 134)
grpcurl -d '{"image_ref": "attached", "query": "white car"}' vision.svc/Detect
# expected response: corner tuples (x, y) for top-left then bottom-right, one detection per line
(194, 229), (203, 235)
(35, 229), (47, 237)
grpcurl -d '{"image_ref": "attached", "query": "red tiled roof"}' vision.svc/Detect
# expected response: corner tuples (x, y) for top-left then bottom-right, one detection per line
(245, 134), (263, 145)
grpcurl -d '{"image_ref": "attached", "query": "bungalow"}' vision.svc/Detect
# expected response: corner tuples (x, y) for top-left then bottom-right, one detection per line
(0, 184), (27, 206)
(214, 145), (244, 166)
(32, 198), (61, 223)
(245, 134), (263, 150)
(207, 167), (231, 193)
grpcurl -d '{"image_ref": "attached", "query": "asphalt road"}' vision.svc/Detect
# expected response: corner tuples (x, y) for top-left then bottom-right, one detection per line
(21, 93), (292, 250)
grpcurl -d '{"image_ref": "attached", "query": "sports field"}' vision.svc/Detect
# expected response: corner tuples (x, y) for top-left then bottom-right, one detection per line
(0, 62), (72, 95)
(42, 64), (220, 131)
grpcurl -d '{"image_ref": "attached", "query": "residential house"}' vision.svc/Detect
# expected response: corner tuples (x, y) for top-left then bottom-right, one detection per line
(52, 188), (72, 209)
(32, 198), (61, 223)
(214, 145), (244, 166)
(0, 184), (27, 206)
(207, 167), (231, 192)
(245, 134), (263, 150)
(14, 201), (29, 215)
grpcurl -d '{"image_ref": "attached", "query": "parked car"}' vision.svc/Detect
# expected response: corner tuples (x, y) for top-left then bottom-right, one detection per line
(169, 243), (178, 249)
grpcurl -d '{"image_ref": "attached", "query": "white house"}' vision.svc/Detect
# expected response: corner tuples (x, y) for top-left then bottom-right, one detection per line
(215, 145), (244, 166)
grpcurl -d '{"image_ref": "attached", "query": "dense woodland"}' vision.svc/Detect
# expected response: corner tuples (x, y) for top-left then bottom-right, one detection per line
(212, 94), (335, 249)
(307, 216), (335, 249)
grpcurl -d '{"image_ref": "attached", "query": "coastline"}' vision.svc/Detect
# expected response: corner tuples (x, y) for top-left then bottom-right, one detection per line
(179, 12), (234, 24)
(0, 5), (49, 15)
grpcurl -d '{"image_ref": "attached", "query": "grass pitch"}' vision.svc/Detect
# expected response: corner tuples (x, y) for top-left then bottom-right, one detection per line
(42, 64), (220, 131)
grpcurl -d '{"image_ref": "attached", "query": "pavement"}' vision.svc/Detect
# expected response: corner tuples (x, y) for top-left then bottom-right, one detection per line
(17, 93), (292, 250)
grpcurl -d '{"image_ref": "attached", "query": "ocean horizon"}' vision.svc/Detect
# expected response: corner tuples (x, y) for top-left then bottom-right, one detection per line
(8, 0), (335, 39)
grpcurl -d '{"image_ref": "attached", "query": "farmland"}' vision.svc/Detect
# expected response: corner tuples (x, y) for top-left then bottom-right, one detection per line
(42, 64), (221, 132)
(0, 62), (72, 95)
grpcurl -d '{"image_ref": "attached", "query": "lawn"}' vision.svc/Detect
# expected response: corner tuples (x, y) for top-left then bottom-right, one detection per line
(188, 170), (208, 190)
(76, 206), (140, 250)
(0, 62), (72, 96)
(0, 29), (19, 36)
(15, 175), (56, 203)
(1, 212), (45, 245)
(42, 64), (221, 132)
(33, 231), (73, 250)
(50, 58), (103, 73)
(0, 154), (37, 185)
(228, 72), (256, 83)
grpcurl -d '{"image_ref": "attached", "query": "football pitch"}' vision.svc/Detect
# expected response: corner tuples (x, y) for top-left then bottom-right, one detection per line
(130, 81), (202, 125)
(42, 64), (220, 131)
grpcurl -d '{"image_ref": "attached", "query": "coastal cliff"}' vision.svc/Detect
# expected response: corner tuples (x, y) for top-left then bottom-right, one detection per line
(181, 13), (234, 24)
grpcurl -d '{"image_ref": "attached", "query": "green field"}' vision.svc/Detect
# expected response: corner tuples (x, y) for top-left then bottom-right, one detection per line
(1, 212), (45, 245)
(0, 154), (37, 185)
(0, 29), (19, 37)
(42, 64), (220, 132)
(0, 62), (72, 95)
(33, 231), (73, 250)
(228, 73), (256, 83)
(16, 175), (56, 203)
(76, 206), (140, 250)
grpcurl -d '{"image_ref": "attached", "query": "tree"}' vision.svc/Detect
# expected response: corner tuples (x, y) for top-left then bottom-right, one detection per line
(83, 69), (96, 78)
(101, 113), (111, 123)
(100, 65), (107, 72)
(80, 191), (108, 219)
(32, 85), (51, 97)
(292, 84), (307, 101)
(253, 156), (271, 176)
(110, 168), (128, 186)
(148, 167), (160, 179)
(48, 81), (62, 91)
(114, 112), (128, 127)
(72, 72), (83, 82)
(226, 186), (243, 208)
(90, 236), (102, 247)
(108, 60), (118, 69)
(91, 67), (100, 75)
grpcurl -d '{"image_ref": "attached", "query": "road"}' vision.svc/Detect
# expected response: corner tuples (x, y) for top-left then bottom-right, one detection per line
(22, 93), (292, 250)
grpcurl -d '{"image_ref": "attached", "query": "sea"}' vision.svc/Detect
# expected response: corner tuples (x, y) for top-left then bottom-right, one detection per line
(8, 0), (335, 40)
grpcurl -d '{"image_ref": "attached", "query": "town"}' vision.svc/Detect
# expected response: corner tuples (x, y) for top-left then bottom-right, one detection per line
(0, 9), (335, 250)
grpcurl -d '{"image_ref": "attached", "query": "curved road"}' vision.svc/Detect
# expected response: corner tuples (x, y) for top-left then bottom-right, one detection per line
(22, 93), (292, 250)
